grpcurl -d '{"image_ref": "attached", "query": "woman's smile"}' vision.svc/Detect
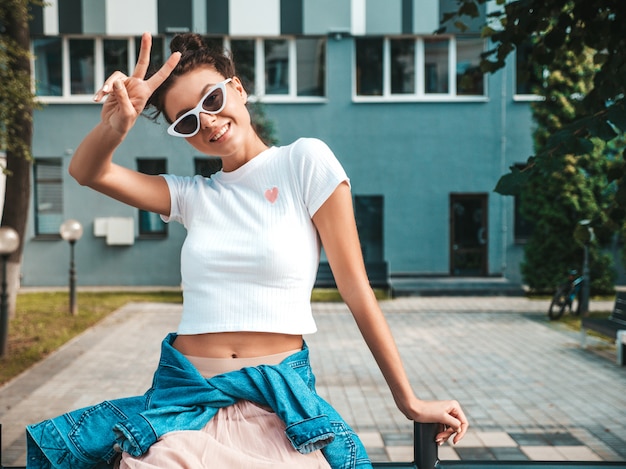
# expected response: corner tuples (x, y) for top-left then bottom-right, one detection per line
(209, 123), (230, 142)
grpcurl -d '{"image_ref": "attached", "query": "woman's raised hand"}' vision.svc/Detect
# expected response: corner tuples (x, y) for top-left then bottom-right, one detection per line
(93, 32), (181, 136)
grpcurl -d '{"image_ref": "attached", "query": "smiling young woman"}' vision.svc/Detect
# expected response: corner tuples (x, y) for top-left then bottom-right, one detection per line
(26, 33), (468, 469)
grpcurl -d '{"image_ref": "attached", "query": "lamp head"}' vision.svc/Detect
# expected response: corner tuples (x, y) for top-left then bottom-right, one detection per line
(0, 227), (19, 255)
(60, 219), (84, 242)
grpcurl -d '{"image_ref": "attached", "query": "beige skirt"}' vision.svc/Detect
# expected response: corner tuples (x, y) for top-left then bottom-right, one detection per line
(119, 351), (331, 469)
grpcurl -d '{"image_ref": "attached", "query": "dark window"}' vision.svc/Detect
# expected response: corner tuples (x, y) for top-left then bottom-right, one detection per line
(33, 37), (63, 96)
(354, 195), (384, 262)
(134, 36), (164, 72)
(137, 159), (167, 236)
(391, 38), (415, 94)
(230, 39), (256, 94)
(424, 37), (449, 94)
(456, 36), (484, 96)
(33, 159), (64, 236)
(69, 38), (95, 95)
(296, 37), (325, 97)
(356, 38), (383, 96)
(265, 39), (289, 95)
(515, 39), (544, 95)
(104, 39), (129, 77)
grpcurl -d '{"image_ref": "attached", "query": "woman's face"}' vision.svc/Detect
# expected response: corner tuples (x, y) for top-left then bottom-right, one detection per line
(163, 66), (255, 165)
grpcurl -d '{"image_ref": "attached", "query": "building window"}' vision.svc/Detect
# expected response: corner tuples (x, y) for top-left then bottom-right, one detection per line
(194, 157), (222, 177)
(32, 36), (165, 99)
(32, 35), (323, 101)
(33, 158), (63, 236)
(69, 38), (95, 95)
(456, 36), (485, 95)
(265, 39), (289, 95)
(33, 37), (63, 96)
(136, 159), (167, 237)
(356, 38), (383, 96)
(230, 39), (256, 94)
(391, 38), (415, 94)
(515, 38), (545, 97)
(296, 37), (325, 97)
(133, 36), (164, 70)
(226, 37), (326, 100)
(354, 195), (384, 263)
(424, 37), (449, 94)
(356, 35), (485, 99)
(104, 39), (130, 77)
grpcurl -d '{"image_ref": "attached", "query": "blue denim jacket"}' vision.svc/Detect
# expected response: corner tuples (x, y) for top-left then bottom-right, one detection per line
(26, 333), (372, 469)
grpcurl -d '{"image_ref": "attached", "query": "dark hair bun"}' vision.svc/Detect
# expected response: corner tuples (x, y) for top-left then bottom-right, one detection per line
(170, 33), (205, 54)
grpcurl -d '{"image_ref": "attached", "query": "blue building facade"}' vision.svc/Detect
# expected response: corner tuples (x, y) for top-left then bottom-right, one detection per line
(20, 0), (534, 287)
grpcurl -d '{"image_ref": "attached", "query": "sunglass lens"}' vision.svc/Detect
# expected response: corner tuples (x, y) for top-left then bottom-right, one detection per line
(173, 115), (198, 136)
(202, 88), (225, 112)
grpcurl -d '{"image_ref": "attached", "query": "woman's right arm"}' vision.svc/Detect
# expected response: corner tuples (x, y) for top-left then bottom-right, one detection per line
(69, 33), (180, 216)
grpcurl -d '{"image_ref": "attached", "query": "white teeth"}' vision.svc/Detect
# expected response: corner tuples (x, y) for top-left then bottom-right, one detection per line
(211, 125), (229, 141)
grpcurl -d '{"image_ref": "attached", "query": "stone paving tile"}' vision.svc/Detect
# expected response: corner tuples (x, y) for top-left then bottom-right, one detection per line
(555, 445), (604, 461)
(357, 431), (385, 448)
(454, 446), (497, 460)
(438, 445), (461, 460)
(385, 446), (414, 462)
(1, 296), (625, 467)
(521, 445), (569, 460)
(490, 447), (529, 460)
(475, 431), (518, 447)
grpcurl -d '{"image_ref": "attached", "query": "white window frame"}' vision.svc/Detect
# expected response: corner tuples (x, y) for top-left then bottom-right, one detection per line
(224, 36), (327, 104)
(32, 36), (140, 104)
(353, 35), (489, 103)
(33, 35), (327, 105)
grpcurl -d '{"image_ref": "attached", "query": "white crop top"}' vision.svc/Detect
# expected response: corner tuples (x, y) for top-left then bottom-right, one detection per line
(162, 138), (349, 335)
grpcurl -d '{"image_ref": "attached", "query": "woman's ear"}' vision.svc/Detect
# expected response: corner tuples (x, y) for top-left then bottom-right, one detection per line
(231, 76), (248, 104)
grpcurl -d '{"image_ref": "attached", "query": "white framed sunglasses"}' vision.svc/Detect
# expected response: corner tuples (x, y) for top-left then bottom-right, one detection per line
(167, 78), (232, 137)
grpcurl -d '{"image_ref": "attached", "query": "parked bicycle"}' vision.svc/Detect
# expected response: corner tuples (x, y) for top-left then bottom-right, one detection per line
(548, 269), (584, 320)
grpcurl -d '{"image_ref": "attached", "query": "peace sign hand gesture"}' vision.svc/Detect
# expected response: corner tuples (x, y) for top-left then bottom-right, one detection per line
(93, 32), (180, 136)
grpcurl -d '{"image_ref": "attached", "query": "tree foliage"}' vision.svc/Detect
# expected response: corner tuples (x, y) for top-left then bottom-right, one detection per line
(0, 0), (37, 162)
(443, 0), (626, 216)
(520, 43), (615, 292)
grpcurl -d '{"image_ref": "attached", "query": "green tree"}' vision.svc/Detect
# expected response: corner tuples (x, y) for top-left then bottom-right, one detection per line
(519, 47), (615, 292)
(248, 101), (279, 147)
(0, 0), (37, 319)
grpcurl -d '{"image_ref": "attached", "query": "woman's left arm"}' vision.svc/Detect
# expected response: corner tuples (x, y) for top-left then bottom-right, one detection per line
(312, 182), (469, 445)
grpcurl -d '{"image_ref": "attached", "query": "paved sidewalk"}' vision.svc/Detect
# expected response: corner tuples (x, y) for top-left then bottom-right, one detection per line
(1, 296), (625, 466)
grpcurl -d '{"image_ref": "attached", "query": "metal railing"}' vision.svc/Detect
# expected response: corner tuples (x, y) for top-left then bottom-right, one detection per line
(2, 423), (626, 468)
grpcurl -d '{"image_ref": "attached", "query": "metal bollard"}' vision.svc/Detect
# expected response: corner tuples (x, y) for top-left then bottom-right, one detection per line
(414, 422), (440, 469)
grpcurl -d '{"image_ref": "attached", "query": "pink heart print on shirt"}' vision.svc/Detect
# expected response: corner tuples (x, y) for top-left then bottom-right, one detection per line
(265, 187), (279, 203)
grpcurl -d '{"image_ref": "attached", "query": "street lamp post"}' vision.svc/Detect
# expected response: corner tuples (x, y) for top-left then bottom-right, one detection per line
(0, 226), (19, 358)
(60, 219), (83, 316)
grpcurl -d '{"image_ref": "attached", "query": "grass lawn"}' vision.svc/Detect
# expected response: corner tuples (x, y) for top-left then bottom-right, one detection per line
(1, 288), (389, 386)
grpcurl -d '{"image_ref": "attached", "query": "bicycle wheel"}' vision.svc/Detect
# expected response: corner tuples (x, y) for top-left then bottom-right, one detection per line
(548, 287), (568, 320)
